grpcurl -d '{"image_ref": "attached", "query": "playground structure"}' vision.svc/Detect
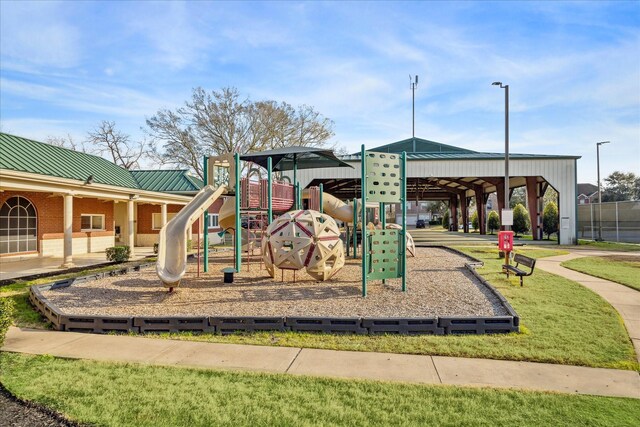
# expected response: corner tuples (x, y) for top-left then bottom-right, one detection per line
(155, 146), (411, 296)
(28, 146), (521, 337)
(262, 209), (345, 281)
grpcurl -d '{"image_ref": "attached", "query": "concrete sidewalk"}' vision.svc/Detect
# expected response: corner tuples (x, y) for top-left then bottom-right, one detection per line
(3, 327), (639, 399)
(536, 252), (640, 363)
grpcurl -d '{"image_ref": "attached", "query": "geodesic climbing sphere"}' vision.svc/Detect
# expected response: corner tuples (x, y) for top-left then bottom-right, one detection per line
(262, 210), (345, 281)
(385, 223), (416, 257)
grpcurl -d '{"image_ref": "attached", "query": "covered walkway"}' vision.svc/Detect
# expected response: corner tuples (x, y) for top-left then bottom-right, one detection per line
(0, 247), (155, 282)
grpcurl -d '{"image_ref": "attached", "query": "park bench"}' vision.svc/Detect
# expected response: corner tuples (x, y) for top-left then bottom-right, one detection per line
(502, 253), (536, 286)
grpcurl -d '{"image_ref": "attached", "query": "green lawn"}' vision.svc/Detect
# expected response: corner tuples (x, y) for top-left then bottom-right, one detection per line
(562, 256), (640, 291)
(142, 246), (637, 370)
(575, 239), (640, 252)
(2, 246), (637, 370)
(1, 353), (638, 427)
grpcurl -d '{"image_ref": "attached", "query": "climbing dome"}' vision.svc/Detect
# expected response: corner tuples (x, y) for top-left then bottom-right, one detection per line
(262, 210), (345, 281)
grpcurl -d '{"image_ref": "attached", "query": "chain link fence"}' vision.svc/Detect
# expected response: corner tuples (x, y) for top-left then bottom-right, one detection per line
(577, 200), (640, 243)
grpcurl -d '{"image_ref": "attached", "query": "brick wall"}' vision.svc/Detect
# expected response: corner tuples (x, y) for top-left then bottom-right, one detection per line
(1, 191), (114, 256)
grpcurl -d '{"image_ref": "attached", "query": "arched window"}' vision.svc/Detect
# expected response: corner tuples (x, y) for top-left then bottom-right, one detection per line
(0, 196), (38, 254)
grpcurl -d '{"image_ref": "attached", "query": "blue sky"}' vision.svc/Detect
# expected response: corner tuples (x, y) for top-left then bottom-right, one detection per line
(1, 1), (638, 184)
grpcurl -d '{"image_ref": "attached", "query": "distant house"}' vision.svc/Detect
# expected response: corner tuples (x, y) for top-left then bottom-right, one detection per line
(0, 133), (219, 264)
(577, 183), (598, 204)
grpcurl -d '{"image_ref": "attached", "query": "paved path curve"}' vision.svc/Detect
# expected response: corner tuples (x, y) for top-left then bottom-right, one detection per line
(536, 250), (640, 363)
(2, 327), (639, 399)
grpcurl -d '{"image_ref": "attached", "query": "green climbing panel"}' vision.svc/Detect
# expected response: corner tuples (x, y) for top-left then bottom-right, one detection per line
(364, 152), (402, 203)
(366, 229), (401, 281)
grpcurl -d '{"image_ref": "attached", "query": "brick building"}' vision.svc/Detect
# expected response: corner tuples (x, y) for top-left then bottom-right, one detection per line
(0, 133), (219, 265)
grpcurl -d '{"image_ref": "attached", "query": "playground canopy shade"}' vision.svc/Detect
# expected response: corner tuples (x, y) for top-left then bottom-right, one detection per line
(240, 146), (354, 171)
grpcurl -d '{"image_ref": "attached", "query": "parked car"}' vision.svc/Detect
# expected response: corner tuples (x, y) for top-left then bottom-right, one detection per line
(416, 219), (426, 228)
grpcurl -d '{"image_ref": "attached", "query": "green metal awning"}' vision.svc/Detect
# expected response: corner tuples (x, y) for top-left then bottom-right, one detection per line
(240, 146), (354, 171)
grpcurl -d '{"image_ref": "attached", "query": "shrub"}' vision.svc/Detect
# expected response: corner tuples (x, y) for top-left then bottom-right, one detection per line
(106, 245), (131, 263)
(488, 210), (500, 233)
(0, 297), (15, 348)
(442, 210), (450, 229)
(543, 201), (559, 239)
(512, 203), (531, 237)
(471, 211), (479, 231)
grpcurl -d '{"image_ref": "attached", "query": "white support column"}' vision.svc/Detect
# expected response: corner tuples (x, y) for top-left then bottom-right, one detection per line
(60, 194), (74, 268)
(161, 203), (168, 228)
(127, 198), (135, 257)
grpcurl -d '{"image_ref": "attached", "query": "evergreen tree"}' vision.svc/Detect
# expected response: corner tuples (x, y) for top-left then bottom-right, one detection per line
(602, 171), (637, 202)
(542, 201), (559, 239)
(442, 210), (450, 229)
(488, 210), (500, 234)
(512, 203), (530, 237)
(509, 187), (527, 209)
(471, 211), (479, 231)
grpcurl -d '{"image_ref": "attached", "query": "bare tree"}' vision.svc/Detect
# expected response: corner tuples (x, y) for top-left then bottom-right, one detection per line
(146, 87), (335, 179)
(332, 144), (351, 156)
(146, 109), (205, 177)
(45, 134), (86, 152)
(292, 104), (334, 147)
(86, 121), (147, 170)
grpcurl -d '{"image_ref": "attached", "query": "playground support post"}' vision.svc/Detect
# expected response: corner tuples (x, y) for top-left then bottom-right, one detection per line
(293, 154), (298, 210)
(267, 156), (273, 224)
(380, 201), (386, 285)
(234, 153), (241, 273)
(361, 144), (368, 297)
(401, 151), (407, 292)
(352, 198), (358, 259)
(345, 225), (350, 257)
(319, 183), (324, 214)
(203, 155), (209, 272)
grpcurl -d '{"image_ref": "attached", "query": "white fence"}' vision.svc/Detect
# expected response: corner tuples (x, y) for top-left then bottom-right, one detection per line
(577, 200), (640, 243)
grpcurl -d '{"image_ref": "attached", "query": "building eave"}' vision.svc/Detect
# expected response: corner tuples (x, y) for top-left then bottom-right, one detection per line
(0, 169), (193, 205)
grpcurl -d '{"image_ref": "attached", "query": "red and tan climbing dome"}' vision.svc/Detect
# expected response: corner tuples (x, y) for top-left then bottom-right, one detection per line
(262, 209), (345, 281)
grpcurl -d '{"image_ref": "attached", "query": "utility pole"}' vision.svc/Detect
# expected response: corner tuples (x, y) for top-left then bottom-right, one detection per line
(492, 82), (510, 230)
(410, 75), (418, 138)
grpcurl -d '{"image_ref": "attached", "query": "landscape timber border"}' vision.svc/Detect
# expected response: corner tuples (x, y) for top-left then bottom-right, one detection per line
(28, 248), (519, 336)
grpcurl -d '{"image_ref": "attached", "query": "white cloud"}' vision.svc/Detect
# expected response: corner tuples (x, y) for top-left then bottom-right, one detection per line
(0, 1), (81, 69)
(0, 118), (84, 143)
(123, 2), (212, 70)
(1, 76), (174, 120)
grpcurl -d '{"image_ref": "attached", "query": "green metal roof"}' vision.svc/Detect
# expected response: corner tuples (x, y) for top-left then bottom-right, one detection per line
(131, 170), (203, 193)
(0, 132), (140, 188)
(0, 132), (208, 193)
(340, 152), (580, 161)
(362, 137), (477, 154)
(344, 137), (580, 160)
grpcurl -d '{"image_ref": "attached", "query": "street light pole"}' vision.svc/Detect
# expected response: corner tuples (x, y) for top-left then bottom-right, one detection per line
(410, 75), (418, 138)
(596, 141), (611, 241)
(492, 82), (510, 231)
